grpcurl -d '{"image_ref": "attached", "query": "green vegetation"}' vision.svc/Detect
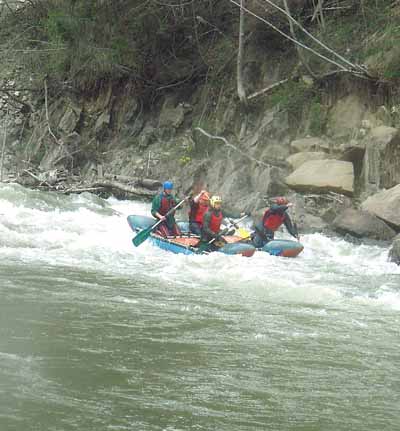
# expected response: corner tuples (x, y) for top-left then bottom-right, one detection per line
(2, 0), (400, 181)
(308, 0), (400, 78)
(1, 0), (399, 109)
(268, 80), (311, 123)
(0, 0), (239, 98)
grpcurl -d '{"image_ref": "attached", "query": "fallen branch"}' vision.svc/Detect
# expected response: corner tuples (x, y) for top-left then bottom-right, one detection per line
(247, 78), (289, 100)
(92, 179), (157, 198)
(61, 186), (105, 194)
(22, 168), (52, 187)
(194, 127), (288, 168)
(103, 173), (162, 190)
(304, 192), (344, 204)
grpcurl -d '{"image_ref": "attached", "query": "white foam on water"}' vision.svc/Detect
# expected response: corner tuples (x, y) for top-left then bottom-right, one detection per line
(0, 184), (399, 313)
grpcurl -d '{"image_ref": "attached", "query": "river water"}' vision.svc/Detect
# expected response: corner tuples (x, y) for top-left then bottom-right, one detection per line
(0, 183), (399, 431)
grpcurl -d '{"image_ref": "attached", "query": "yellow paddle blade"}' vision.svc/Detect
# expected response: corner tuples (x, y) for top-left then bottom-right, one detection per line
(237, 228), (251, 239)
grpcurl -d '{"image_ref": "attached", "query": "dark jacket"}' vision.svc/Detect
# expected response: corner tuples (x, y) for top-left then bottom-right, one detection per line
(151, 192), (180, 229)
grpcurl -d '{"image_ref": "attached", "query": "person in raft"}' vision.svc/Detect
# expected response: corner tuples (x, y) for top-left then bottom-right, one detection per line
(188, 190), (210, 235)
(200, 195), (247, 251)
(251, 196), (299, 248)
(151, 181), (183, 237)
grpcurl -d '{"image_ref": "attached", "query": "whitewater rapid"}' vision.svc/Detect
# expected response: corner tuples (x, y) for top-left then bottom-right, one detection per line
(0, 183), (398, 310)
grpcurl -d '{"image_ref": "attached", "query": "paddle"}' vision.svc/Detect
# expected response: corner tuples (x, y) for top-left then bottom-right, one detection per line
(132, 196), (189, 247)
(197, 214), (249, 253)
(237, 227), (251, 239)
(227, 217), (251, 239)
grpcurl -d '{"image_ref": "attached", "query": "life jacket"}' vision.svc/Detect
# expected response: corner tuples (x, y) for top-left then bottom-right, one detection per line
(159, 193), (174, 216)
(262, 207), (285, 232)
(189, 202), (209, 225)
(208, 209), (223, 233)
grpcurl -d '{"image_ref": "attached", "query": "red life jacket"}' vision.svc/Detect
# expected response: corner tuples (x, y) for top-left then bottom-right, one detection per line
(159, 193), (174, 215)
(263, 208), (285, 231)
(189, 203), (209, 225)
(208, 209), (223, 233)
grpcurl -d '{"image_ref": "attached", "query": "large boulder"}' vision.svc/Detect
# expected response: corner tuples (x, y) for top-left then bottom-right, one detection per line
(285, 159), (354, 195)
(389, 235), (400, 265)
(361, 184), (400, 229)
(286, 151), (330, 170)
(332, 208), (396, 241)
(362, 126), (400, 193)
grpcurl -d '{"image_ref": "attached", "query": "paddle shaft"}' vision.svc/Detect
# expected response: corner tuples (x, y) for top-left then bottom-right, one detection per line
(152, 196), (188, 230)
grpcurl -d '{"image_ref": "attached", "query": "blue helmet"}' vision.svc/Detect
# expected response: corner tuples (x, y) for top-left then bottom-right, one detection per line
(163, 181), (173, 190)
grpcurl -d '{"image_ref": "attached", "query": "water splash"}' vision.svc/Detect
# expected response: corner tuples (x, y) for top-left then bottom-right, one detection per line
(0, 184), (399, 312)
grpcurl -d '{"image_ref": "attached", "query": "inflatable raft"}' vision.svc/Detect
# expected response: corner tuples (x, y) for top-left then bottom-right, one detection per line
(127, 215), (256, 257)
(260, 239), (304, 257)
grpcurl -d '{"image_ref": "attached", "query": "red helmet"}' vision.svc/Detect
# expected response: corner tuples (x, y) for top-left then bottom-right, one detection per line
(274, 196), (288, 205)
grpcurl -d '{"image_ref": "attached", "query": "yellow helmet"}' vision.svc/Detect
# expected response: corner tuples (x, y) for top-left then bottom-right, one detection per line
(210, 195), (222, 207)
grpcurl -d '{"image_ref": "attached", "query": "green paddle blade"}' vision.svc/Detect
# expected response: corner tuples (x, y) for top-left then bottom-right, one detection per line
(132, 226), (153, 247)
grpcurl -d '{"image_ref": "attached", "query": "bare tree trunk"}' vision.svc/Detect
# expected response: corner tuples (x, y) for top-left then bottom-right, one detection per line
(283, 0), (316, 78)
(0, 111), (7, 182)
(312, 0), (325, 29)
(237, 0), (247, 106)
(318, 0), (325, 29)
(237, 0), (249, 139)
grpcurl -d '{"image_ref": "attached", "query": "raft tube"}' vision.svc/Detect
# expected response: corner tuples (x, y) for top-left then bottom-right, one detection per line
(260, 239), (304, 257)
(127, 215), (255, 257)
(178, 219), (303, 257)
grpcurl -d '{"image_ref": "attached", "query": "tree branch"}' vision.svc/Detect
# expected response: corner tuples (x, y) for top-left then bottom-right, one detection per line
(283, 0), (316, 77)
(247, 78), (289, 100)
(229, 0), (369, 77)
(260, 0), (367, 74)
(194, 127), (287, 168)
(237, 0), (248, 106)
